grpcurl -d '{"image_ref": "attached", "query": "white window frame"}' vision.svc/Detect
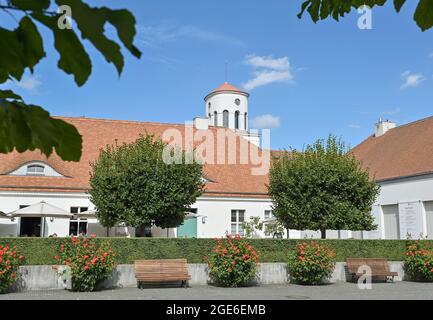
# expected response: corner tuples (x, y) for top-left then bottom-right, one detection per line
(69, 207), (89, 236)
(264, 210), (273, 237)
(231, 210), (245, 236)
(26, 164), (45, 176)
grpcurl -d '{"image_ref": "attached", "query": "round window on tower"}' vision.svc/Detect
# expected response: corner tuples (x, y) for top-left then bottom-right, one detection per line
(235, 99), (241, 106)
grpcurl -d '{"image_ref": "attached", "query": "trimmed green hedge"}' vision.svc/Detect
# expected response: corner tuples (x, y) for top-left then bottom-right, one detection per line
(0, 238), (429, 265)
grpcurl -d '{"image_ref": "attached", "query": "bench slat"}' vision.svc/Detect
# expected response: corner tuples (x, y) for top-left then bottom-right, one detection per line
(135, 259), (191, 284)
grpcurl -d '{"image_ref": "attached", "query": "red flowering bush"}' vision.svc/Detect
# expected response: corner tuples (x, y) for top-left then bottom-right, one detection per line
(204, 235), (259, 287)
(404, 240), (433, 282)
(54, 235), (116, 292)
(0, 245), (25, 293)
(288, 241), (336, 285)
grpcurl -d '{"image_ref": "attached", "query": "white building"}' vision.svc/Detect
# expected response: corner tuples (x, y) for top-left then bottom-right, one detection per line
(352, 117), (433, 240)
(0, 82), (292, 239)
(3, 82), (430, 240)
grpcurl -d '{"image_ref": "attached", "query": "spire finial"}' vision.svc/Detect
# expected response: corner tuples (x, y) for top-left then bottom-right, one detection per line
(225, 61), (228, 83)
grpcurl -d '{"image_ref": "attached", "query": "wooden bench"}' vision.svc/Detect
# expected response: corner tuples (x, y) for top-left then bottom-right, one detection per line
(134, 259), (191, 288)
(346, 258), (398, 282)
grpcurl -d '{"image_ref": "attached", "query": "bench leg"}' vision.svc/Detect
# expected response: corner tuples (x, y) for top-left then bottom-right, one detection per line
(181, 280), (188, 288)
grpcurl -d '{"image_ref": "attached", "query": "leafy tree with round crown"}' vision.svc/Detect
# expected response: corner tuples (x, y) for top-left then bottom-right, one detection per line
(89, 134), (205, 236)
(268, 134), (380, 239)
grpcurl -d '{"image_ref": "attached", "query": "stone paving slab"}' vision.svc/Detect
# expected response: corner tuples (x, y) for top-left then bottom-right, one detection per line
(1, 282), (433, 300)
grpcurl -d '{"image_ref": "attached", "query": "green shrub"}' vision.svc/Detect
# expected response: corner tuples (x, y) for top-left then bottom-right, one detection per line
(205, 235), (259, 287)
(0, 245), (25, 293)
(288, 241), (336, 285)
(53, 236), (116, 292)
(0, 238), (429, 265)
(404, 240), (433, 282)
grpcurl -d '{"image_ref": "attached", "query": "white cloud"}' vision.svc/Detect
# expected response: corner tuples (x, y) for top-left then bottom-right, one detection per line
(347, 124), (361, 129)
(250, 114), (281, 129)
(243, 54), (294, 91)
(400, 71), (425, 89)
(381, 107), (401, 116)
(244, 70), (293, 91)
(138, 22), (245, 48)
(11, 75), (42, 92)
(245, 55), (290, 71)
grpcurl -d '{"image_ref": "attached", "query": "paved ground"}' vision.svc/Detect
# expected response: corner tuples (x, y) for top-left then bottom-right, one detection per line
(1, 282), (433, 300)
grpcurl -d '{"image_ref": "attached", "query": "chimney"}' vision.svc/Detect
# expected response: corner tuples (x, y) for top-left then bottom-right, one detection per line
(193, 117), (209, 130)
(374, 119), (396, 137)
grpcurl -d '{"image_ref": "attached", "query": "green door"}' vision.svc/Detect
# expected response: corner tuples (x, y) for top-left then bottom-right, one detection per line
(177, 218), (197, 238)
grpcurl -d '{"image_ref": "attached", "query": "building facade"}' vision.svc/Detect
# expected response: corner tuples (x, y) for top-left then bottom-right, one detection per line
(352, 118), (433, 240)
(0, 83), (282, 239)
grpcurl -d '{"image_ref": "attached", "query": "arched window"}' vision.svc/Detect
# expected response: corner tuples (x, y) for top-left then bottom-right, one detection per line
(27, 164), (45, 175)
(208, 102), (211, 114)
(234, 111), (240, 130)
(214, 111), (218, 126)
(244, 112), (248, 130)
(223, 110), (229, 128)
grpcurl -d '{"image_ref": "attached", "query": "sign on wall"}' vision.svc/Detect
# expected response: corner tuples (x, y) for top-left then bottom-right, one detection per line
(399, 202), (423, 239)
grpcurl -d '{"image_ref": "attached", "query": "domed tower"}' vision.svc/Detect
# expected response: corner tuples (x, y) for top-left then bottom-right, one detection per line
(204, 82), (249, 131)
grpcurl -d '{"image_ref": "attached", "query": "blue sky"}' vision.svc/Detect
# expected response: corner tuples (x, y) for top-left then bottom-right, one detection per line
(2, 0), (433, 150)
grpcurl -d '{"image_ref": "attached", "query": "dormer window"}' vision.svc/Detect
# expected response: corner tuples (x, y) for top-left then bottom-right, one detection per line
(8, 161), (63, 177)
(27, 165), (45, 176)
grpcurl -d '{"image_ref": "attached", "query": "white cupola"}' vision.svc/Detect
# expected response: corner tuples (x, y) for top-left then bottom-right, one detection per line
(204, 82), (249, 131)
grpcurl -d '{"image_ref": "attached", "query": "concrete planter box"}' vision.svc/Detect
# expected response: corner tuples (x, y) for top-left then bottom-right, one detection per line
(7, 261), (406, 292)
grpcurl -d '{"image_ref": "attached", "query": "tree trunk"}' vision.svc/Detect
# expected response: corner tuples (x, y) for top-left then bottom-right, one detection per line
(106, 226), (110, 237)
(320, 229), (326, 239)
(286, 228), (290, 239)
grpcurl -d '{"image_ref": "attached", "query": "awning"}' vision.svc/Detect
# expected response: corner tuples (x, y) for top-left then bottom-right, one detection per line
(9, 201), (73, 218)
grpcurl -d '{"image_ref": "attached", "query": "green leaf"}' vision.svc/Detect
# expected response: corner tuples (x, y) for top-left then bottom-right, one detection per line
(0, 98), (83, 161)
(298, 0), (433, 31)
(0, 89), (22, 100)
(55, 0), (124, 75)
(414, 0), (433, 31)
(104, 9), (142, 59)
(15, 16), (46, 73)
(307, 0), (321, 23)
(10, 0), (50, 11)
(298, 0), (312, 19)
(32, 13), (92, 86)
(394, 0), (406, 12)
(0, 17), (45, 83)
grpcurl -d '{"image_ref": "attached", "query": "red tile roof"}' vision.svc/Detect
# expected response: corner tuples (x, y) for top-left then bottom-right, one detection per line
(212, 82), (244, 93)
(351, 116), (433, 181)
(0, 117), (271, 198)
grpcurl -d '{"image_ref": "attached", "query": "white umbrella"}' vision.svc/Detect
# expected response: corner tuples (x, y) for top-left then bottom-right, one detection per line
(262, 217), (277, 223)
(184, 211), (207, 220)
(9, 201), (73, 218)
(77, 209), (97, 218)
(0, 211), (10, 219)
(9, 201), (73, 237)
